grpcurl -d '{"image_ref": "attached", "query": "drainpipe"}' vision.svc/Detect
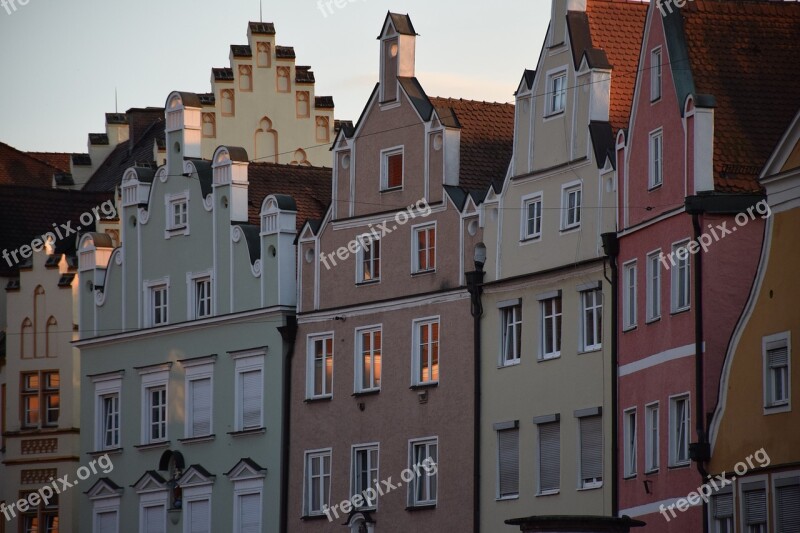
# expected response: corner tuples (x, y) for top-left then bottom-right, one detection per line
(601, 232), (619, 517)
(277, 315), (297, 533)
(466, 243), (486, 533)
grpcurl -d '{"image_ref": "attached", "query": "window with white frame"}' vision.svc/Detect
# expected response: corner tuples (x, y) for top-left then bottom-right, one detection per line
(741, 481), (768, 533)
(775, 475), (800, 532)
(191, 275), (212, 319)
(645, 402), (659, 472)
(764, 333), (790, 409)
(233, 351), (264, 431)
(671, 242), (691, 312)
(304, 449), (331, 516)
(496, 423), (519, 499)
(409, 438), (438, 506)
(413, 223), (436, 273)
(146, 280), (169, 327)
(578, 412), (603, 489)
(381, 147), (403, 190)
(669, 394), (690, 466)
(355, 327), (381, 393)
(540, 294), (562, 359)
(229, 463), (265, 533)
(562, 184), (582, 229)
(500, 302), (522, 366)
(537, 418), (560, 494)
(413, 318), (440, 385)
(307, 334), (334, 399)
(165, 192), (189, 236)
(650, 47), (662, 102)
(352, 444), (379, 508)
(649, 130), (663, 188)
(646, 252), (661, 321)
(623, 408), (637, 477)
(183, 358), (214, 439)
(140, 367), (169, 445)
(710, 489), (733, 533)
(581, 288), (602, 351)
(185, 498), (211, 533)
(180, 468), (213, 533)
(548, 71), (567, 115)
(623, 261), (637, 329)
(93, 374), (122, 451)
(138, 491), (167, 533)
(93, 500), (120, 533)
(357, 235), (380, 283)
(522, 194), (543, 240)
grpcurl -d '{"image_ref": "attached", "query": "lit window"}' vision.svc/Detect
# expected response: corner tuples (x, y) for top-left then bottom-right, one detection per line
(381, 148), (403, 190)
(20, 491), (58, 533)
(356, 327), (381, 393)
(413, 318), (439, 385)
(308, 335), (334, 399)
(21, 371), (59, 428)
(413, 224), (436, 273)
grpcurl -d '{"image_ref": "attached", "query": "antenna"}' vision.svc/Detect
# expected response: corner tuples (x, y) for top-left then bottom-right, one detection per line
(259, 0), (262, 22)
(115, 88), (118, 113)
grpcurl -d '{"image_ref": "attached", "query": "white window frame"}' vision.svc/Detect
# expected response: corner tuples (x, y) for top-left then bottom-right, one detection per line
(354, 326), (381, 394)
(539, 293), (562, 360)
(412, 317), (440, 386)
(547, 69), (567, 116)
(499, 301), (522, 366)
(536, 417), (560, 495)
(139, 366), (169, 445)
(165, 190), (190, 238)
(623, 408), (637, 478)
(380, 145), (404, 190)
(182, 357), (215, 439)
(520, 192), (543, 240)
(709, 487), (734, 533)
(306, 333), (334, 399)
(495, 423), (520, 500)
(92, 496), (121, 533)
(232, 349), (265, 432)
(646, 251), (661, 322)
(356, 234), (380, 284)
(580, 288), (603, 352)
(623, 260), (637, 330)
(187, 271), (213, 320)
(671, 240), (691, 312)
(649, 129), (663, 189)
(411, 222), (437, 274)
(351, 443), (380, 510)
(303, 448), (332, 517)
(408, 437), (438, 507)
(561, 182), (582, 230)
(669, 393), (691, 466)
(93, 373), (122, 452)
(182, 489), (212, 533)
(645, 402), (660, 473)
(144, 277), (170, 327)
(138, 489), (168, 533)
(763, 331), (791, 413)
(231, 476), (264, 533)
(650, 47), (662, 102)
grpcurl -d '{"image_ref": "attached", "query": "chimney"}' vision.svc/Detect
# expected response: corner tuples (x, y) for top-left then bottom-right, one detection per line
(378, 13), (418, 104)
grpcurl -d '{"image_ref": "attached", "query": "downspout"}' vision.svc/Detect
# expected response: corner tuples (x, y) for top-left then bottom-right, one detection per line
(277, 315), (297, 533)
(601, 232), (619, 517)
(466, 244), (486, 533)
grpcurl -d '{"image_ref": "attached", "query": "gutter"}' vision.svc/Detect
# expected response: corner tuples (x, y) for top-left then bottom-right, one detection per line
(277, 315), (298, 533)
(601, 232), (619, 517)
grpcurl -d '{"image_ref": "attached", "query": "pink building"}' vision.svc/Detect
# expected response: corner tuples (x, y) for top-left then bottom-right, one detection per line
(287, 13), (514, 533)
(614, 1), (800, 531)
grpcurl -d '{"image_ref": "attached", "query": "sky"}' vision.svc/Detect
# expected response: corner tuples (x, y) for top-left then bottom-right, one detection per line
(0, 0), (550, 153)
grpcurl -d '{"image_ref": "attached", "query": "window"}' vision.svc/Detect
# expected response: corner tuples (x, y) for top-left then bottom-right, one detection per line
(764, 333), (790, 409)
(101, 394), (120, 449)
(307, 334), (334, 398)
(183, 358), (214, 439)
(296, 91), (310, 118)
(20, 491), (58, 533)
(413, 224), (436, 273)
(357, 236), (380, 283)
(355, 327), (381, 393)
(185, 498), (211, 533)
(581, 289), (602, 351)
(276, 67), (290, 93)
(409, 438), (438, 506)
(775, 476), (800, 532)
(623, 261), (637, 329)
(500, 303), (522, 366)
(234, 493), (261, 533)
(145, 386), (167, 444)
(650, 48), (662, 101)
(549, 71), (567, 114)
(165, 191), (190, 235)
(352, 445), (379, 508)
(646, 252), (661, 321)
(671, 242), (691, 312)
(578, 413), (603, 489)
(93, 507), (119, 533)
(171, 200), (187, 229)
(139, 495), (167, 533)
(537, 420), (560, 494)
(94, 375), (122, 451)
(21, 371), (59, 428)
(304, 450), (331, 516)
(413, 318), (440, 385)
(669, 395), (690, 466)
(711, 490), (733, 533)
(496, 425), (519, 499)
(234, 352), (264, 431)
(623, 409), (637, 477)
(193, 276), (212, 319)
(562, 185), (582, 229)
(742, 481), (768, 533)
(522, 194), (542, 239)
(540, 296), (562, 359)
(381, 147), (403, 190)
(645, 403), (659, 472)
(649, 130), (663, 188)
(147, 283), (169, 327)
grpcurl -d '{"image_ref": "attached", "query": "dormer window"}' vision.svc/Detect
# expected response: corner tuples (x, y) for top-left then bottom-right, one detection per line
(650, 47), (662, 102)
(548, 70), (567, 116)
(381, 147), (403, 190)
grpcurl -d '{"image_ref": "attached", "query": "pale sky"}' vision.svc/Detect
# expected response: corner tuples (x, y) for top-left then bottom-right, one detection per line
(0, 0), (550, 153)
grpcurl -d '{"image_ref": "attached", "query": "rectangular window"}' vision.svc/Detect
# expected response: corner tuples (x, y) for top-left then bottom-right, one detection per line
(579, 414), (603, 489)
(141, 503), (166, 533)
(775, 476), (800, 532)
(413, 224), (436, 273)
(764, 334), (790, 409)
(194, 277), (212, 318)
(649, 130), (663, 188)
(20, 491), (58, 533)
(94, 374), (122, 451)
(413, 318), (440, 385)
(145, 386), (167, 443)
(500, 304), (522, 366)
(581, 289), (602, 351)
(623, 408), (637, 477)
(171, 200), (187, 228)
(646, 252), (661, 321)
(549, 71), (567, 114)
(304, 450), (331, 516)
(562, 185), (582, 229)
(352, 445), (379, 508)
(235, 493), (261, 533)
(711, 491), (733, 533)
(186, 499), (210, 533)
(541, 297), (562, 359)
(237, 367), (263, 431)
(356, 327), (382, 393)
(537, 421), (560, 494)
(381, 148), (403, 190)
(497, 427), (519, 499)
(671, 242), (691, 312)
(409, 439), (438, 506)
(645, 403), (659, 472)
(187, 377), (212, 438)
(21, 371), (59, 428)
(669, 395), (690, 466)
(742, 482), (768, 533)
(523, 195), (542, 239)
(623, 261), (637, 329)
(94, 509), (119, 533)
(308, 335), (334, 398)
(102, 394), (120, 449)
(357, 236), (380, 283)
(151, 285), (168, 326)
(650, 48), (662, 101)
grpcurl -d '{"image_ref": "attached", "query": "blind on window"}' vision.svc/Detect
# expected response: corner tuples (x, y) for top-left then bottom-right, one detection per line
(580, 416), (603, 480)
(241, 370), (262, 429)
(538, 422), (560, 492)
(498, 428), (519, 497)
(190, 378), (211, 437)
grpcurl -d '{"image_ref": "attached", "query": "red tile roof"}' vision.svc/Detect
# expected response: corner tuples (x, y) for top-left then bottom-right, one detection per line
(26, 152), (71, 173)
(0, 142), (66, 188)
(246, 163), (332, 229)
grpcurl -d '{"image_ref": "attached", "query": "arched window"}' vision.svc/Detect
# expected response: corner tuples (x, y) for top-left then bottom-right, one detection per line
(290, 149), (310, 167)
(46, 316), (57, 358)
(34, 285), (45, 358)
(221, 89), (235, 116)
(238, 65), (252, 92)
(254, 117), (278, 164)
(20, 318), (33, 358)
(256, 42), (271, 68)
(276, 67), (290, 93)
(316, 116), (330, 143)
(296, 92), (309, 118)
(202, 113), (216, 138)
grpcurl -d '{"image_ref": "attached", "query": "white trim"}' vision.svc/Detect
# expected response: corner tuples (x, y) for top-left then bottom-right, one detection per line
(619, 343), (701, 376)
(303, 448), (332, 516)
(648, 128), (663, 189)
(411, 316), (441, 386)
(164, 190), (190, 239)
(645, 250), (662, 322)
(407, 436), (438, 506)
(231, 476), (263, 533)
(739, 473), (770, 533)
(140, 368), (169, 445)
(138, 491), (168, 533)
(762, 331), (791, 414)
(545, 66), (568, 117)
(187, 269), (214, 320)
(143, 277), (170, 328)
(620, 495), (702, 518)
(350, 442), (380, 510)
(92, 497), (121, 533)
(354, 325), (382, 394)
(622, 260), (637, 330)
(668, 392), (691, 467)
(644, 401), (660, 473)
(411, 221), (437, 274)
(355, 233), (381, 285)
(560, 180), (583, 230)
(623, 407), (637, 478)
(184, 361), (214, 439)
(234, 351), (265, 431)
(94, 377), (122, 451)
(306, 332), (335, 399)
(380, 145), (404, 191)
(519, 191), (543, 241)
(650, 47), (663, 103)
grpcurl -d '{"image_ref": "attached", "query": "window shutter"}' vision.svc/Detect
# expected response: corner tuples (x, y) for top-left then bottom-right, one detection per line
(712, 493), (733, 519)
(239, 493), (261, 533)
(189, 500), (210, 533)
(498, 428), (519, 497)
(538, 422), (560, 492)
(191, 378), (211, 437)
(388, 154), (403, 188)
(743, 488), (767, 525)
(241, 370), (262, 429)
(777, 482), (800, 532)
(98, 511), (118, 533)
(143, 505), (165, 533)
(769, 346), (789, 368)
(580, 416), (603, 480)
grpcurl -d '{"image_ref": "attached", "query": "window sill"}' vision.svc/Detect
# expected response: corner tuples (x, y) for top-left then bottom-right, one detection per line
(578, 347), (602, 355)
(623, 474), (637, 480)
(410, 382), (438, 390)
(406, 503), (436, 512)
(356, 280), (381, 286)
(622, 325), (637, 333)
(670, 307), (691, 316)
(134, 441), (171, 451)
(650, 96), (662, 104)
(538, 354), (561, 362)
(577, 483), (603, 491)
(647, 183), (663, 192)
(228, 427), (266, 437)
(304, 396), (333, 403)
(496, 495), (519, 502)
(559, 225), (581, 235)
(352, 389), (380, 397)
(498, 359), (521, 369)
(645, 316), (661, 325)
(411, 269), (436, 277)
(300, 513), (330, 521)
(763, 403), (791, 415)
(645, 468), (659, 475)
(520, 235), (542, 244)
(536, 489), (560, 497)
(668, 462), (691, 470)
(544, 110), (565, 120)
(88, 448), (123, 457)
(178, 435), (216, 444)
(380, 186), (403, 193)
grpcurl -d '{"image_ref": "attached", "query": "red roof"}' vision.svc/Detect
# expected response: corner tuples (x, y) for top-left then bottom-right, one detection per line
(27, 152), (71, 173)
(0, 142), (66, 188)
(246, 163), (332, 229)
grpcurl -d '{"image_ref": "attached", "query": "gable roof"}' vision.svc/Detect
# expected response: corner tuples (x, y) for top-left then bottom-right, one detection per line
(0, 142), (68, 188)
(26, 152), (71, 173)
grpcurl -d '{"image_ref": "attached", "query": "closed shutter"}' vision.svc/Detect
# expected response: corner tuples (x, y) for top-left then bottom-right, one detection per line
(497, 428), (519, 497)
(238, 493), (261, 533)
(580, 416), (603, 481)
(241, 370), (262, 430)
(776, 479), (800, 532)
(769, 346), (789, 368)
(96, 510), (118, 533)
(143, 505), (165, 533)
(712, 493), (733, 519)
(191, 378), (211, 437)
(188, 500), (210, 533)
(743, 487), (767, 526)
(538, 422), (560, 492)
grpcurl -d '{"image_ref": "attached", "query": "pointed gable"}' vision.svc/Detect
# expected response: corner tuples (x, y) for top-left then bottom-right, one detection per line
(132, 471), (168, 493)
(225, 458), (267, 480)
(85, 478), (123, 499)
(178, 464), (215, 487)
